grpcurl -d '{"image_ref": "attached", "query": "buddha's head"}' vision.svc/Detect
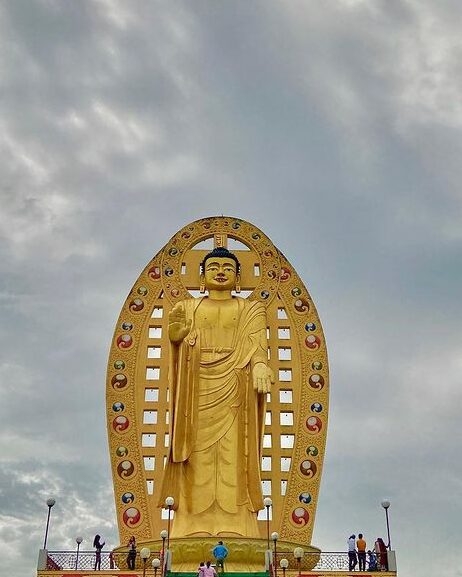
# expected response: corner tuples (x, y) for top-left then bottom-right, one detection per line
(200, 247), (241, 292)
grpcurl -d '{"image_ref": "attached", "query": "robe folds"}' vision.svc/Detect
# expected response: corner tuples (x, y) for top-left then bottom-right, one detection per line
(159, 297), (268, 537)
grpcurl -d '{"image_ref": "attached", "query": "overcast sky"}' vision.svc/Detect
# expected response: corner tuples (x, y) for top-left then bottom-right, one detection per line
(1, 1), (461, 576)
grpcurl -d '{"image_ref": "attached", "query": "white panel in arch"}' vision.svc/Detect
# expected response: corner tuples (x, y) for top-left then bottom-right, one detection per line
(280, 434), (295, 449)
(142, 433), (156, 447)
(145, 388), (159, 402)
(146, 367), (160, 380)
(143, 410), (158, 424)
(280, 412), (293, 426)
(281, 457), (291, 472)
(278, 327), (291, 339)
(261, 480), (272, 495)
(279, 390), (293, 403)
(148, 347), (162, 358)
(277, 307), (288, 319)
(144, 457), (155, 470)
(278, 347), (292, 361)
(149, 327), (162, 338)
(279, 369), (292, 382)
(261, 456), (272, 471)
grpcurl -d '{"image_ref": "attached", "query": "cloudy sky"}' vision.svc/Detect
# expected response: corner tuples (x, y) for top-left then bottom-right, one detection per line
(1, 1), (461, 576)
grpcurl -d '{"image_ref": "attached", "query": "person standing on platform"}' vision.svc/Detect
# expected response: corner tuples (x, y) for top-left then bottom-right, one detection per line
(203, 560), (217, 577)
(356, 533), (367, 571)
(213, 541), (228, 572)
(367, 550), (378, 571)
(348, 534), (357, 571)
(93, 534), (105, 570)
(127, 535), (137, 570)
(375, 537), (388, 571)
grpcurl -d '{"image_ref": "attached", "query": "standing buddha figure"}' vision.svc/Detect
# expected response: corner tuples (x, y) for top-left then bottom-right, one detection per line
(159, 247), (274, 537)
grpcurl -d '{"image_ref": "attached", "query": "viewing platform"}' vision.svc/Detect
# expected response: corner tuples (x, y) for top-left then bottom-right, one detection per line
(37, 549), (398, 577)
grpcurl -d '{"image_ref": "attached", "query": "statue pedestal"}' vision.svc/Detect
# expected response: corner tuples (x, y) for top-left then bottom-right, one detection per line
(114, 537), (321, 573)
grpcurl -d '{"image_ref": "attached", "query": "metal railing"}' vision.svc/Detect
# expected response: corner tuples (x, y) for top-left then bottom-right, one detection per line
(46, 550), (162, 571)
(272, 551), (388, 573)
(44, 550), (391, 573)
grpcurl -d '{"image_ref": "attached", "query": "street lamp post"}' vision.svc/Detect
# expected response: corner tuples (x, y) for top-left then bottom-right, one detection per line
(263, 498), (272, 552)
(140, 547), (151, 577)
(280, 558), (289, 577)
(43, 498), (56, 549)
(75, 537), (83, 570)
(294, 547), (304, 577)
(271, 532), (279, 577)
(381, 500), (392, 550)
(160, 529), (168, 577)
(152, 557), (161, 577)
(165, 496), (175, 572)
(165, 497), (174, 550)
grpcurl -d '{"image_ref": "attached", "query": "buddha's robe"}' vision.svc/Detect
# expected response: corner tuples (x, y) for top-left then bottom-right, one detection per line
(159, 296), (268, 537)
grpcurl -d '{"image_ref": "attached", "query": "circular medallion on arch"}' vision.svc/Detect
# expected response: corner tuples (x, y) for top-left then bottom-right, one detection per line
(300, 459), (317, 478)
(113, 360), (125, 370)
(112, 401), (125, 413)
(117, 334), (133, 349)
(310, 402), (323, 413)
(148, 265), (161, 280)
(308, 374), (324, 391)
(299, 492), (312, 504)
(280, 267), (291, 282)
(305, 335), (321, 350)
(306, 445), (319, 457)
(116, 446), (128, 457)
(291, 507), (310, 526)
(306, 415), (322, 434)
(113, 415), (130, 433)
(294, 298), (310, 313)
(117, 460), (135, 478)
(123, 507), (141, 527)
(122, 492), (135, 504)
(121, 322), (133, 331)
(111, 373), (128, 390)
(129, 299), (144, 313)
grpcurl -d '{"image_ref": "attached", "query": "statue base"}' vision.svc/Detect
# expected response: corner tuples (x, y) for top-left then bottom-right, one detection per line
(115, 537), (321, 573)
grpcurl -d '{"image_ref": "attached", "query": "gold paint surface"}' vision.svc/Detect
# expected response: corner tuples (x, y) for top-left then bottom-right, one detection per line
(106, 216), (329, 547)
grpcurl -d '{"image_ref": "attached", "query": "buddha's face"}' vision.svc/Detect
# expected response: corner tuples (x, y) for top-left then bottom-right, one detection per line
(203, 257), (238, 291)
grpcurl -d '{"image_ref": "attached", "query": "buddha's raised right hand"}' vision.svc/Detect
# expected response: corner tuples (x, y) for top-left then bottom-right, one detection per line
(168, 302), (192, 343)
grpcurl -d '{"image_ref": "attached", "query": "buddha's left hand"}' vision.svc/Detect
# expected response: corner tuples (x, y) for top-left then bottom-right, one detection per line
(252, 362), (275, 394)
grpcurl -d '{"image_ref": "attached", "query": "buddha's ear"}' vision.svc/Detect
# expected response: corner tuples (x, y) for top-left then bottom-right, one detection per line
(199, 274), (205, 294)
(235, 273), (241, 294)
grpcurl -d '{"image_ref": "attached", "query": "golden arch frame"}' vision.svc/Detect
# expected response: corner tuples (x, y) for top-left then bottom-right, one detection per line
(106, 216), (329, 548)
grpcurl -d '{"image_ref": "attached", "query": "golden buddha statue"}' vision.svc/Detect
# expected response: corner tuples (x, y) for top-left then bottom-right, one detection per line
(159, 247), (274, 538)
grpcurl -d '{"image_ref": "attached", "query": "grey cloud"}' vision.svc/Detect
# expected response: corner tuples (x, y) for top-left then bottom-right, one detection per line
(1, 2), (461, 577)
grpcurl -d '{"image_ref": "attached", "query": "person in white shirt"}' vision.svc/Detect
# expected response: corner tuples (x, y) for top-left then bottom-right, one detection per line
(348, 534), (357, 571)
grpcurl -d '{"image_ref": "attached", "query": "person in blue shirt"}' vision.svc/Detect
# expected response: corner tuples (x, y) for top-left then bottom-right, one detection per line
(212, 541), (228, 572)
(367, 549), (378, 571)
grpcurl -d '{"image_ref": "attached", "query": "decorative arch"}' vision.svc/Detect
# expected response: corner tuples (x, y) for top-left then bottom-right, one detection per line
(106, 216), (329, 546)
